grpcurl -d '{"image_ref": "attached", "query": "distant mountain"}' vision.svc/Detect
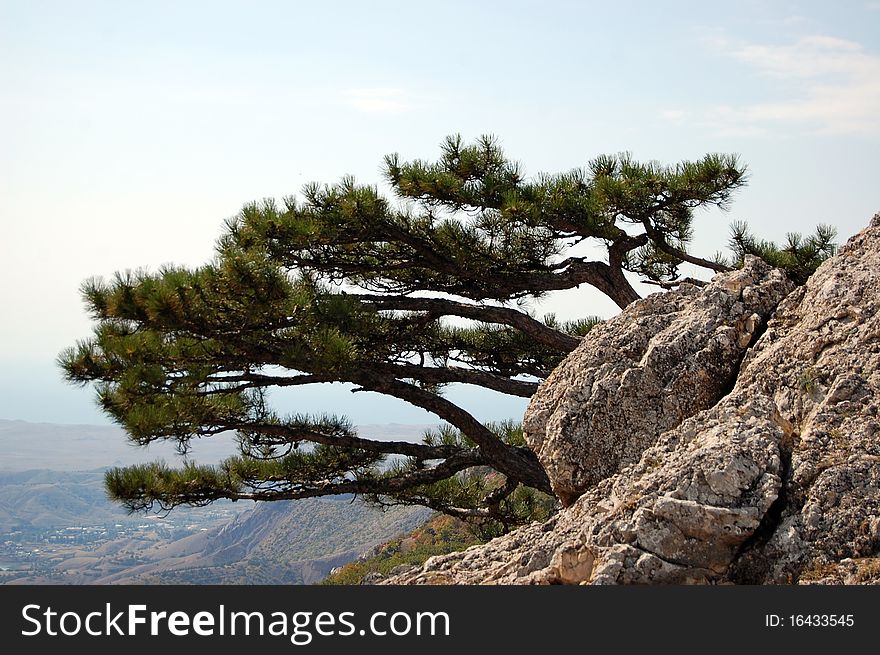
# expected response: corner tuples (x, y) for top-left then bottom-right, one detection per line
(0, 469), (127, 528)
(0, 419), (435, 471)
(0, 419), (238, 471)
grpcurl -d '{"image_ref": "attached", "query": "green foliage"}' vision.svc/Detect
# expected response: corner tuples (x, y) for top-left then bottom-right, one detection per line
(105, 462), (240, 511)
(557, 315), (603, 337)
(229, 134), (748, 303)
(798, 366), (821, 395)
(728, 221), (837, 284)
(61, 134), (765, 532)
(105, 444), (383, 513)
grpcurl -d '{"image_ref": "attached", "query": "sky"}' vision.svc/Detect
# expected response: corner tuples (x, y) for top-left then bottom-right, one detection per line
(1, 0), (878, 428)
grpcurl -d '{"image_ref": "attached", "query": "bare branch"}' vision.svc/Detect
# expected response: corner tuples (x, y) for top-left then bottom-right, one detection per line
(642, 218), (731, 273)
(203, 363), (537, 398)
(350, 294), (580, 352)
(371, 362), (538, 397)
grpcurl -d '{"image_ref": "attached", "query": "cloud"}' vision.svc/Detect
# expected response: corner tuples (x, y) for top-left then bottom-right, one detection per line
(344, 88), (413, 114)
(678, 35), (880, 137)
(660, 109), (689, 124)
(754, 14), (808, 27)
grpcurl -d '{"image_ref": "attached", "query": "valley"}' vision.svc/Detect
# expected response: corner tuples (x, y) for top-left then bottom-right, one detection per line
(0, 420), (433, 584)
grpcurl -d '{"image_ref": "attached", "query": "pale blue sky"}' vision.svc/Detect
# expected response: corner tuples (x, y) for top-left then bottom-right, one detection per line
(1, 0), (878, 426)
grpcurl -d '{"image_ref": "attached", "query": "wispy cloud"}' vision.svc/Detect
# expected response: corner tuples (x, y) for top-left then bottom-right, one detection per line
(668, 35), (880, 137)
(660, 109), (689, 124)
(756, 14), (808, 27)
(344, 88), (413, 114)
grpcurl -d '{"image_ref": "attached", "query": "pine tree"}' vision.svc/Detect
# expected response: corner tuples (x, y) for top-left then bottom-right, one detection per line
(727, 220), (837, 285)
(60, 135), (755, 532)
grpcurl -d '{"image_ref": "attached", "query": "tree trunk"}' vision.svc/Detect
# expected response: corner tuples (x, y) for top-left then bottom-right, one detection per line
(604, 265), (641, 309)
(487, 443), (553, 494)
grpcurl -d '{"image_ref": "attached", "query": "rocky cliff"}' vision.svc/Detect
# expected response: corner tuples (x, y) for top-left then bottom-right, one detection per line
(385, 214), (880, 585)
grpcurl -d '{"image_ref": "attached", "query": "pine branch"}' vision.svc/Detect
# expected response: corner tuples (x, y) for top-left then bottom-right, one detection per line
(107, 450), (485, 511)
(200, 372), (330, 393)
(206, 365), (538, 398)
(231, 420), (478, 460)
(728, 220), (837, 284)
(370, 362), (538, 397)
(641, 217), (731, 273)
(348, 293), (581, 352)
(350, 371), (552, 493)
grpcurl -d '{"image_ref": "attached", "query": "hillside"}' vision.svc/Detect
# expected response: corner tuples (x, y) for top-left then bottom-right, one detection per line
(0, 470), (430, 585)
(81, 498), (431, 585)
(323, 514), (483, 584)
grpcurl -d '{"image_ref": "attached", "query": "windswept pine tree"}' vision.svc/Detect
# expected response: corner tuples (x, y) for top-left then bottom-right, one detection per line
(60, 135), (830, 533)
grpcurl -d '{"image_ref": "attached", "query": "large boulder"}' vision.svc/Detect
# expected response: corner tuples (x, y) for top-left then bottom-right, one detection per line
(524, 256), (794, 504)
(385, 214), (880, 585)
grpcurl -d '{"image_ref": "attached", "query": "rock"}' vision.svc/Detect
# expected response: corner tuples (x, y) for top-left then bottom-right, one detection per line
(524, 256), (794, 505)
(389, 563), (417, 576)
(384, 214), (880, 586)
(386, 393), (786, 585)
(727, 216), (880, 584)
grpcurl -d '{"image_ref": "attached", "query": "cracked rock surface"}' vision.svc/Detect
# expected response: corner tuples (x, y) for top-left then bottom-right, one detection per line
(523, 255), (793, 505)
(384, 214), (880, 585)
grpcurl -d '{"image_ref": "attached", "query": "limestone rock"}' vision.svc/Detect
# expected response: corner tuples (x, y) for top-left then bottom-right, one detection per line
(524, 256), (794, 504)
(384, 214), (880, 586)
(727, 216), (880, 584)
(385, 394), (786, 584)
